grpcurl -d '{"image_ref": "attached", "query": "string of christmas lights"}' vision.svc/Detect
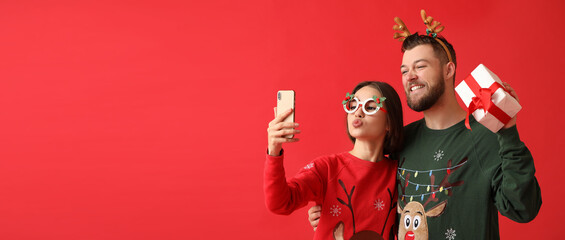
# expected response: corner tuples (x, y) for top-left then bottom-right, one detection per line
(397, 161), (467, 201)
(397, 171), (440, 188)
(398, 172), (454, 201)
(398, 161), (467, 178)
(400, 187), (453, 201)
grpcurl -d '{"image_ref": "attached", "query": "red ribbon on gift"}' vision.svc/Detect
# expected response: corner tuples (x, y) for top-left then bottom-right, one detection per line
(464, 75), (512, 130)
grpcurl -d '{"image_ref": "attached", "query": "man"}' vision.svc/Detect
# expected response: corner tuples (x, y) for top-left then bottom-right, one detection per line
(309, 33), (542, 239)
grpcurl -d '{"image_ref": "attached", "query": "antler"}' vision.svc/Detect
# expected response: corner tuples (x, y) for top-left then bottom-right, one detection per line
(422, 157), (467, 208)
(392, 17), (411, 42)
(421, 9), (444, 36)
(422, 174), (440, 208)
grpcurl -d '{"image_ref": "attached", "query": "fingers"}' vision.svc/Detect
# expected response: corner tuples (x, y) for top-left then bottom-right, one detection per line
(308, 205), (322, 214)
(268, 116), (300, 137)
(308, 205), (322, 231)
(502, 82), (519, 103)
(502, 82), (518, 129)
(267, 121), (300, 156)
(270, 127), (301, 137)
(267, 122), (300, 141)
(268, 127), (301, 142)
(267, 128), (300, 149)
(267, 108), (299, 155)
(269, 121), (299, 131)
(271, 108), (294, 125)
(277, 137), (300, 143)
(308, 210), (321, 222)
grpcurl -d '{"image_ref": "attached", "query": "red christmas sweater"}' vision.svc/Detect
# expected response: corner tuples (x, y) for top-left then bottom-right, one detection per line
(264, 151), (397, 240)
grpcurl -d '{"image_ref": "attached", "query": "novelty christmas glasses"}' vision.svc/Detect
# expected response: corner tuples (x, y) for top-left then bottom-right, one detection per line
(342, 93), (387, 115)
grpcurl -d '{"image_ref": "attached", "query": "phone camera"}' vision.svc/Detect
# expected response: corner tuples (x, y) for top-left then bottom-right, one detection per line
(277, 92), (281, 100)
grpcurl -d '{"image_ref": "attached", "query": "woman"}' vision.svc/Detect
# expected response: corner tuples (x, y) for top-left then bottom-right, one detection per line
(264, 81), (403, 239)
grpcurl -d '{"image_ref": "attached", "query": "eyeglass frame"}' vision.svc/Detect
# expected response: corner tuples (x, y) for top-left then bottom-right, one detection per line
(342, 96), (387, 115)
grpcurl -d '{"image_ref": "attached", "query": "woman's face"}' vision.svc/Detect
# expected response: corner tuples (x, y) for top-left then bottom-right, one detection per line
(347, 86), (388, 142)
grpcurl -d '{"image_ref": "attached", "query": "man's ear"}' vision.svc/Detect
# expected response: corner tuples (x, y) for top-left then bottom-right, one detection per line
(445, 62), (456, 80)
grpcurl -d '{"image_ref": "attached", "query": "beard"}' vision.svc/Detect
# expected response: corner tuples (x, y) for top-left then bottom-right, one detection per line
(406, 77), (445, 112)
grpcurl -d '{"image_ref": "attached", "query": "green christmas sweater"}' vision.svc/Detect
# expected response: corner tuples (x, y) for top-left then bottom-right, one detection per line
(395, 117), (541, 240)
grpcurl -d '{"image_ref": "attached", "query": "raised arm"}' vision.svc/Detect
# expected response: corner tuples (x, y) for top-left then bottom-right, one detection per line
(491, 82), (542, 222)
(264, 108), (325, 215)
(491, 125), (542, 222)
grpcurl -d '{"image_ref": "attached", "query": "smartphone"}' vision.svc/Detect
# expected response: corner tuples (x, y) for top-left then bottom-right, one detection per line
(277, 90), (295, 138)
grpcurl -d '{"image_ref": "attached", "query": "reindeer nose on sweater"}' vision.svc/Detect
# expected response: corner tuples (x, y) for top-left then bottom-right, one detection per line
(405, 231), (415, 240)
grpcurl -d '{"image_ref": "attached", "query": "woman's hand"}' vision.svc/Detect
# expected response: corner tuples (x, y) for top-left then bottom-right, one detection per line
(267, 108), (300, 156)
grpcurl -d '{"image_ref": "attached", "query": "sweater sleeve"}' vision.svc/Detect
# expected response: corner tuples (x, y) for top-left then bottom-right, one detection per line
(491, 125), (542, 223)
(263, 152), (326, 215)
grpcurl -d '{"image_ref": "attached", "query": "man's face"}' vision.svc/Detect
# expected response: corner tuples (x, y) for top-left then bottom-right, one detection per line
(400, 44), (445, 112)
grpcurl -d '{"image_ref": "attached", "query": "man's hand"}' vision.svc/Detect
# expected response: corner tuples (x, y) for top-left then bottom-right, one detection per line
(502, 82), (519, 129)
(308, 205), (322, 231)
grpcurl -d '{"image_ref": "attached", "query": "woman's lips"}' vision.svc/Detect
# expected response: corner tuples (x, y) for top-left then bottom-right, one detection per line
(352, 119), (363, 128)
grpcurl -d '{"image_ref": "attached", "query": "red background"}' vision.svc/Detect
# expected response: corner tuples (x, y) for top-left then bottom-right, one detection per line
(0, 0), (561, 239)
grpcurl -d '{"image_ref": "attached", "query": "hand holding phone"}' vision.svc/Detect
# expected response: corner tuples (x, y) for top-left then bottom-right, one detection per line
(267, 90), (299, 156)
(276, 90), (295, 138)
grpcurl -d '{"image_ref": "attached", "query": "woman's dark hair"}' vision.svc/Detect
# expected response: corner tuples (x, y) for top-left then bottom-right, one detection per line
(346, 81), (404, 155)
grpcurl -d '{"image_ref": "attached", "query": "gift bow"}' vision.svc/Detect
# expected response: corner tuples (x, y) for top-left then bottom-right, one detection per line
(464, 76), (512, 130)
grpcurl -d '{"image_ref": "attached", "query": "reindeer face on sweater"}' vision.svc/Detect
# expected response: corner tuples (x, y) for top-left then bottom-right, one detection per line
(396, 157), (467, 240)
(397, 201), (446, 240)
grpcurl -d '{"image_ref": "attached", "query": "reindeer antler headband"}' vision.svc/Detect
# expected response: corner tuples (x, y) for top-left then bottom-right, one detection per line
(393, 9), (453, 63)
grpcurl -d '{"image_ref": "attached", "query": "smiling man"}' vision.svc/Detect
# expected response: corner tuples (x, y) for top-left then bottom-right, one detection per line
(394, 33), (541, 240)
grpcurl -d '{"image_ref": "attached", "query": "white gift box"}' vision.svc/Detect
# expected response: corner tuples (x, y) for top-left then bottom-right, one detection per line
(455, 64), (522, 132)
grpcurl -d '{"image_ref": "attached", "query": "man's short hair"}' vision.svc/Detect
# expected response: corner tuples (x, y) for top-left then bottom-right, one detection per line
(402, 33), (457, 80)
